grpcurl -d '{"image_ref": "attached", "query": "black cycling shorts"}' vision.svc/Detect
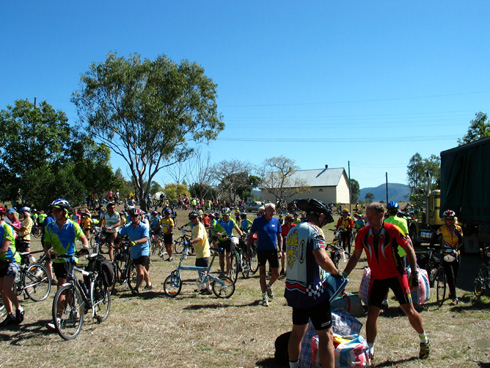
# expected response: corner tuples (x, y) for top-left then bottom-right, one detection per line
(53, 262), (74, 280)
(195, 257), (209, 268)
(219, 238), (233, 252)
(257, 250), (279, 269)
(368, 274), (412, 308)
(292, 298), (332, 330)
(163, 233), (174, 245)
(133, 256), (150, 267)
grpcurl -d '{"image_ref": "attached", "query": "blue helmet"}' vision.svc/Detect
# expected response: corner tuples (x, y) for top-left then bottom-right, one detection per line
(19, 207), (31, 213)
(50, 198), (71, 211)
(386, 201), (399, 210)
(164, 208), (172, 214)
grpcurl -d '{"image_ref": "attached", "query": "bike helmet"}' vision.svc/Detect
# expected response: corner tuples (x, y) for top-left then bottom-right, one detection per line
(214, 212), (221, 217)
(106, 201), (115, 208)
(7, 208), (16, 214)
(240, 213), (247, 218)
(295, 198), (334, 224)
(342, 208), (349, 214)
(164, 208), (172, 215)
(151, 210), (158, 216)
(188, 211), (199, 219)
(19, 206), (31, 213)
(222, 207), (231, 215)
(285, 214), (293, 221)
(386, 201), (399, 210)
(50, 198), (71, 211)
(0, 206), (5, 215)
(443, 209), (456, 218)
(128, 207), (139, 217)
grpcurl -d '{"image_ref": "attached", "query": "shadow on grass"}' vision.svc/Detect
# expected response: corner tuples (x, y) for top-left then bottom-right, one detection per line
(0, 319), (79, 344)
(374, 356), (418, 367)
(183, 300), (261, 310)
(255, 357), (287, 368)
(474, 362), (490, 368)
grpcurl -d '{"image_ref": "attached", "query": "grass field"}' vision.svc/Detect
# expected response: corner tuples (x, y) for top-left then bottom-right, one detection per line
(0, 209), (489, 367)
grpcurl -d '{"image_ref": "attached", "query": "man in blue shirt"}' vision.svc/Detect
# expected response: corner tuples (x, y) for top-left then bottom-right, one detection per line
(247, 203), (283, 306)
(118, 208), (152, 294)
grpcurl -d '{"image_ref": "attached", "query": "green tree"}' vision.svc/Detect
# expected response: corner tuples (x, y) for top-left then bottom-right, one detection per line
(150, 181), (164, 196)
(365, 192), (375, 204)
(164, 183), (189, 202)
(458, 112), (490, 146)
(0, 100), (115, 208)
(349, 178), (360, 203)
(406, 153), (440, 194)
(72, 52), (225, 210)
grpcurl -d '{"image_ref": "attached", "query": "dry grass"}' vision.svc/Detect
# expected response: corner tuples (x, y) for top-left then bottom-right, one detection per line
(0, 209), (489, 367)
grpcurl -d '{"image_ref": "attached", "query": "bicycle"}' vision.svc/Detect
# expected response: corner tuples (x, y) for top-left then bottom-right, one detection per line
(174, 227), (193, 255)
(229, 236), (251, 283)
(30, 222), (42, 238)
(14, 251), (51, 302)
(51, 251), (111, 340)
(327, 229), (351, 268)
(474, 244), (490, 297)
(434, 249), (461, 307)
(90, 226), (114, 255)
(245, 233), (259, 274)
(150, 230), (167, 258)
(163, 246), (235, 298)
(110, 238), (137, 294)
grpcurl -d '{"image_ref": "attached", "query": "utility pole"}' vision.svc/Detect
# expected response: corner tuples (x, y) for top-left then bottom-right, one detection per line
(348, 161), (351, 213)
(385, 172), (389, 204)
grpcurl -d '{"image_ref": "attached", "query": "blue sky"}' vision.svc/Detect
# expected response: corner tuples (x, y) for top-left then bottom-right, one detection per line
(2, 1), (489, 190)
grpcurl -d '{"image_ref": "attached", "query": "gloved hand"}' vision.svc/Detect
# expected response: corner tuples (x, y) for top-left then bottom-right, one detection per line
(409, 271), (419, 289)
(184, 240), (190, 246)
(130, 241), (137, 247)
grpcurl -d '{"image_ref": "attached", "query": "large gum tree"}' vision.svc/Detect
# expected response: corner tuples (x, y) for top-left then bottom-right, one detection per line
(72, 52), (225, 210)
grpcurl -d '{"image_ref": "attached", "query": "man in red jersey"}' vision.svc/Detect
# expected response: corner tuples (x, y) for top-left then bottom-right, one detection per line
(342, 202), (429, 361)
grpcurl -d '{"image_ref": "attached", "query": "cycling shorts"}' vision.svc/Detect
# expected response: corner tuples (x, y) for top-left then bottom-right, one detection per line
(368, 274), (412, 308)
(219, 238), (233, 252)
(0, 260), (19, 279)
(105, 232), (117, 243)
(163, 233), (174, 245)
(53, 262), (72, 280)
(133, 256), (150, 267)
(257, 250), (279, 269)
(292, 298), (332, 330)
(195, 257), (209, 268)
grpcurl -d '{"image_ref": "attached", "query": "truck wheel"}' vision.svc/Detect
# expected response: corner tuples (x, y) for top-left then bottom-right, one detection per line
(409, 226), (421, 247)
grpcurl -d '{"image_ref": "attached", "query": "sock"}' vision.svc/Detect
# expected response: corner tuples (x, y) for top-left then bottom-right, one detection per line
(289, 361), (299, 368)
(419, 332), (429, 343)
(262, 292), (267, 299)
(368, 343), (374, 357)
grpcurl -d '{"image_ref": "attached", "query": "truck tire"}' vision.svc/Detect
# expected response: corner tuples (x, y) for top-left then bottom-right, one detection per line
(409, 226), (421, 247)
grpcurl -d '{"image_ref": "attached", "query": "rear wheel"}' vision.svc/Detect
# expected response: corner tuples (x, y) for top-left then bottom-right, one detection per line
(229, 252), (238, 283)
(126, 261), (138, 293)
(436, 268), (447, 307)
(249, 246), (259, 274)
(52, 284), (84, 340)
(164, 272), (182, 297)
(93, 278), (111, 323)
(212, 276), (235, 298)
(474, 264), (488, 297)
(174, 238), (185, 254)
(241, 255), (250, 279)
(24, 263), (51, 302)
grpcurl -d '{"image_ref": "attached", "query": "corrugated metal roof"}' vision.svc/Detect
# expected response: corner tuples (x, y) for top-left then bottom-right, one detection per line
(261, 167), (346, 188)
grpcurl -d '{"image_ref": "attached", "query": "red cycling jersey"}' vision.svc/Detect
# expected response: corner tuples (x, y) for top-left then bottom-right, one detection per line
(355, 222), (410, 279)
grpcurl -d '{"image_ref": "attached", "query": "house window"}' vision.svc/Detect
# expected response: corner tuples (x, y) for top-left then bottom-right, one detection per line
(319, 188), (323, 192)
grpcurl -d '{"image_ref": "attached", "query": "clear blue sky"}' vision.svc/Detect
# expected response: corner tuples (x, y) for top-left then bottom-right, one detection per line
(2, 1), (489, 190)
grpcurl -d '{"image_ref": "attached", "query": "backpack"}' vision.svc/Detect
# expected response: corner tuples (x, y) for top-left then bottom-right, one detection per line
(274, 331), (291, 363)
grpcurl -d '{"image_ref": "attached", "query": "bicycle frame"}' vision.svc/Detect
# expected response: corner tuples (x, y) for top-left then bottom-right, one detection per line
(62, 261), (99, 318)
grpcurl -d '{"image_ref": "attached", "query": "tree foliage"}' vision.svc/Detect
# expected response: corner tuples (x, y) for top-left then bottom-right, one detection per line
(258, 156), (309, 202)
(349, 178), (360, 203)
(72, 52), (225, 210)
(365, 192), (375, 203)
(164, 183), (189, 202)
(406, 153), (440, 193)
(0, 100), (116, 208)
(458, 112), (490, 146)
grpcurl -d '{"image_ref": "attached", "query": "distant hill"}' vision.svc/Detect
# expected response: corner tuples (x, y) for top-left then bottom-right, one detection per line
(360, 183), (410, 202)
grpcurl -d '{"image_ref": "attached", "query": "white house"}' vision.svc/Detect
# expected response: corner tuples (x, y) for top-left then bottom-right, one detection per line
(260, 166), (350, 205)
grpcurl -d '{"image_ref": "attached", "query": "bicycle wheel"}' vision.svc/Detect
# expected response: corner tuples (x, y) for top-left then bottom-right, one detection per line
(474, 264), (488, 297)
(249, 247), (259, 274)
(126, 261), (138, 293)
(174, 238), (185, 254)
(229, 251), (238, 283)
(0, 301), (6, 318)
(241, 256), (250, 279)
(24, 263), (51, 302)
(151, 236), (159, 256)
(436, 268), (447, 307)
(52, 284), (84, 340)
(93, 277), (111, 323)
(164, 271), (182, 297)
(212, 276), (235, 298)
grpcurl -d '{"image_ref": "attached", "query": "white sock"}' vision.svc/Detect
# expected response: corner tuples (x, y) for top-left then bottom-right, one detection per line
(289, 361), (299, 368)
(368, 343), (374, 357)
(419, 332), (429, 343)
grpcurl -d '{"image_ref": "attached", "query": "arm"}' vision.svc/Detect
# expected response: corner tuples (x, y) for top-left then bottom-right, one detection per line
(312, 248), (340, 276)
(0, 239), (10, 256)
(277, 232), (283, 255)
(342, 248), (363, 277)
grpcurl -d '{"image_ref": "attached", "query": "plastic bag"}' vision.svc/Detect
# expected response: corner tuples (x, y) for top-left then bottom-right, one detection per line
(311, 333), (371, 367)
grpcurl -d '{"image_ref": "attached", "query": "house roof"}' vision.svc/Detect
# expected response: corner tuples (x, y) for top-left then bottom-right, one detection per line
(261, 167), (346, 188)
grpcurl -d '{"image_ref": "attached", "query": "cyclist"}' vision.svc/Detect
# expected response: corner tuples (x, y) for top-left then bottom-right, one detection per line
(285, 198), (339, 368)
(240, 213), (252, 234)
(118, 207), (152, 293)
(158, 208), (174, 262)
(247, 203), (282, 307)
(44, 199), (89, 330)
(213, 208), (243, 276)
(343, 202), (429, 361)
(0, 205), (24, 326)
(188, 211), (211, 294)
(430, 209), (463, 305)
(80, 211), (93, 239)
(353, 214), (365, 231)
(280, 214), (296, 276)
(385, 201), (410, 267)
(17, 207), (35, 264)
(336, 208), (354, 253)
(101, 202), (120, 261)
(292, 212), (301, 225)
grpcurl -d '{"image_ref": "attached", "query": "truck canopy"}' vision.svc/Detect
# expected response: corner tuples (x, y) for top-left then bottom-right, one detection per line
(440, 137), (490, 223)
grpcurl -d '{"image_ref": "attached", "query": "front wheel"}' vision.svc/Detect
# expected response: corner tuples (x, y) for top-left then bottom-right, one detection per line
(52, 284), (84, 340)
(436, 268), (447, 307)
(164, 272), (182, 297)
(24, 263), (51, 302)
(93, 278), (111, 323)
(249, 246), (259, 274)
(212, 276), (235, 298)
(126, 261), (138, 294)
(174, 238), (185, 254)
(229, 252), (238, 283)
(474, 264), (488, 297)
(241, 255), (250, 279)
